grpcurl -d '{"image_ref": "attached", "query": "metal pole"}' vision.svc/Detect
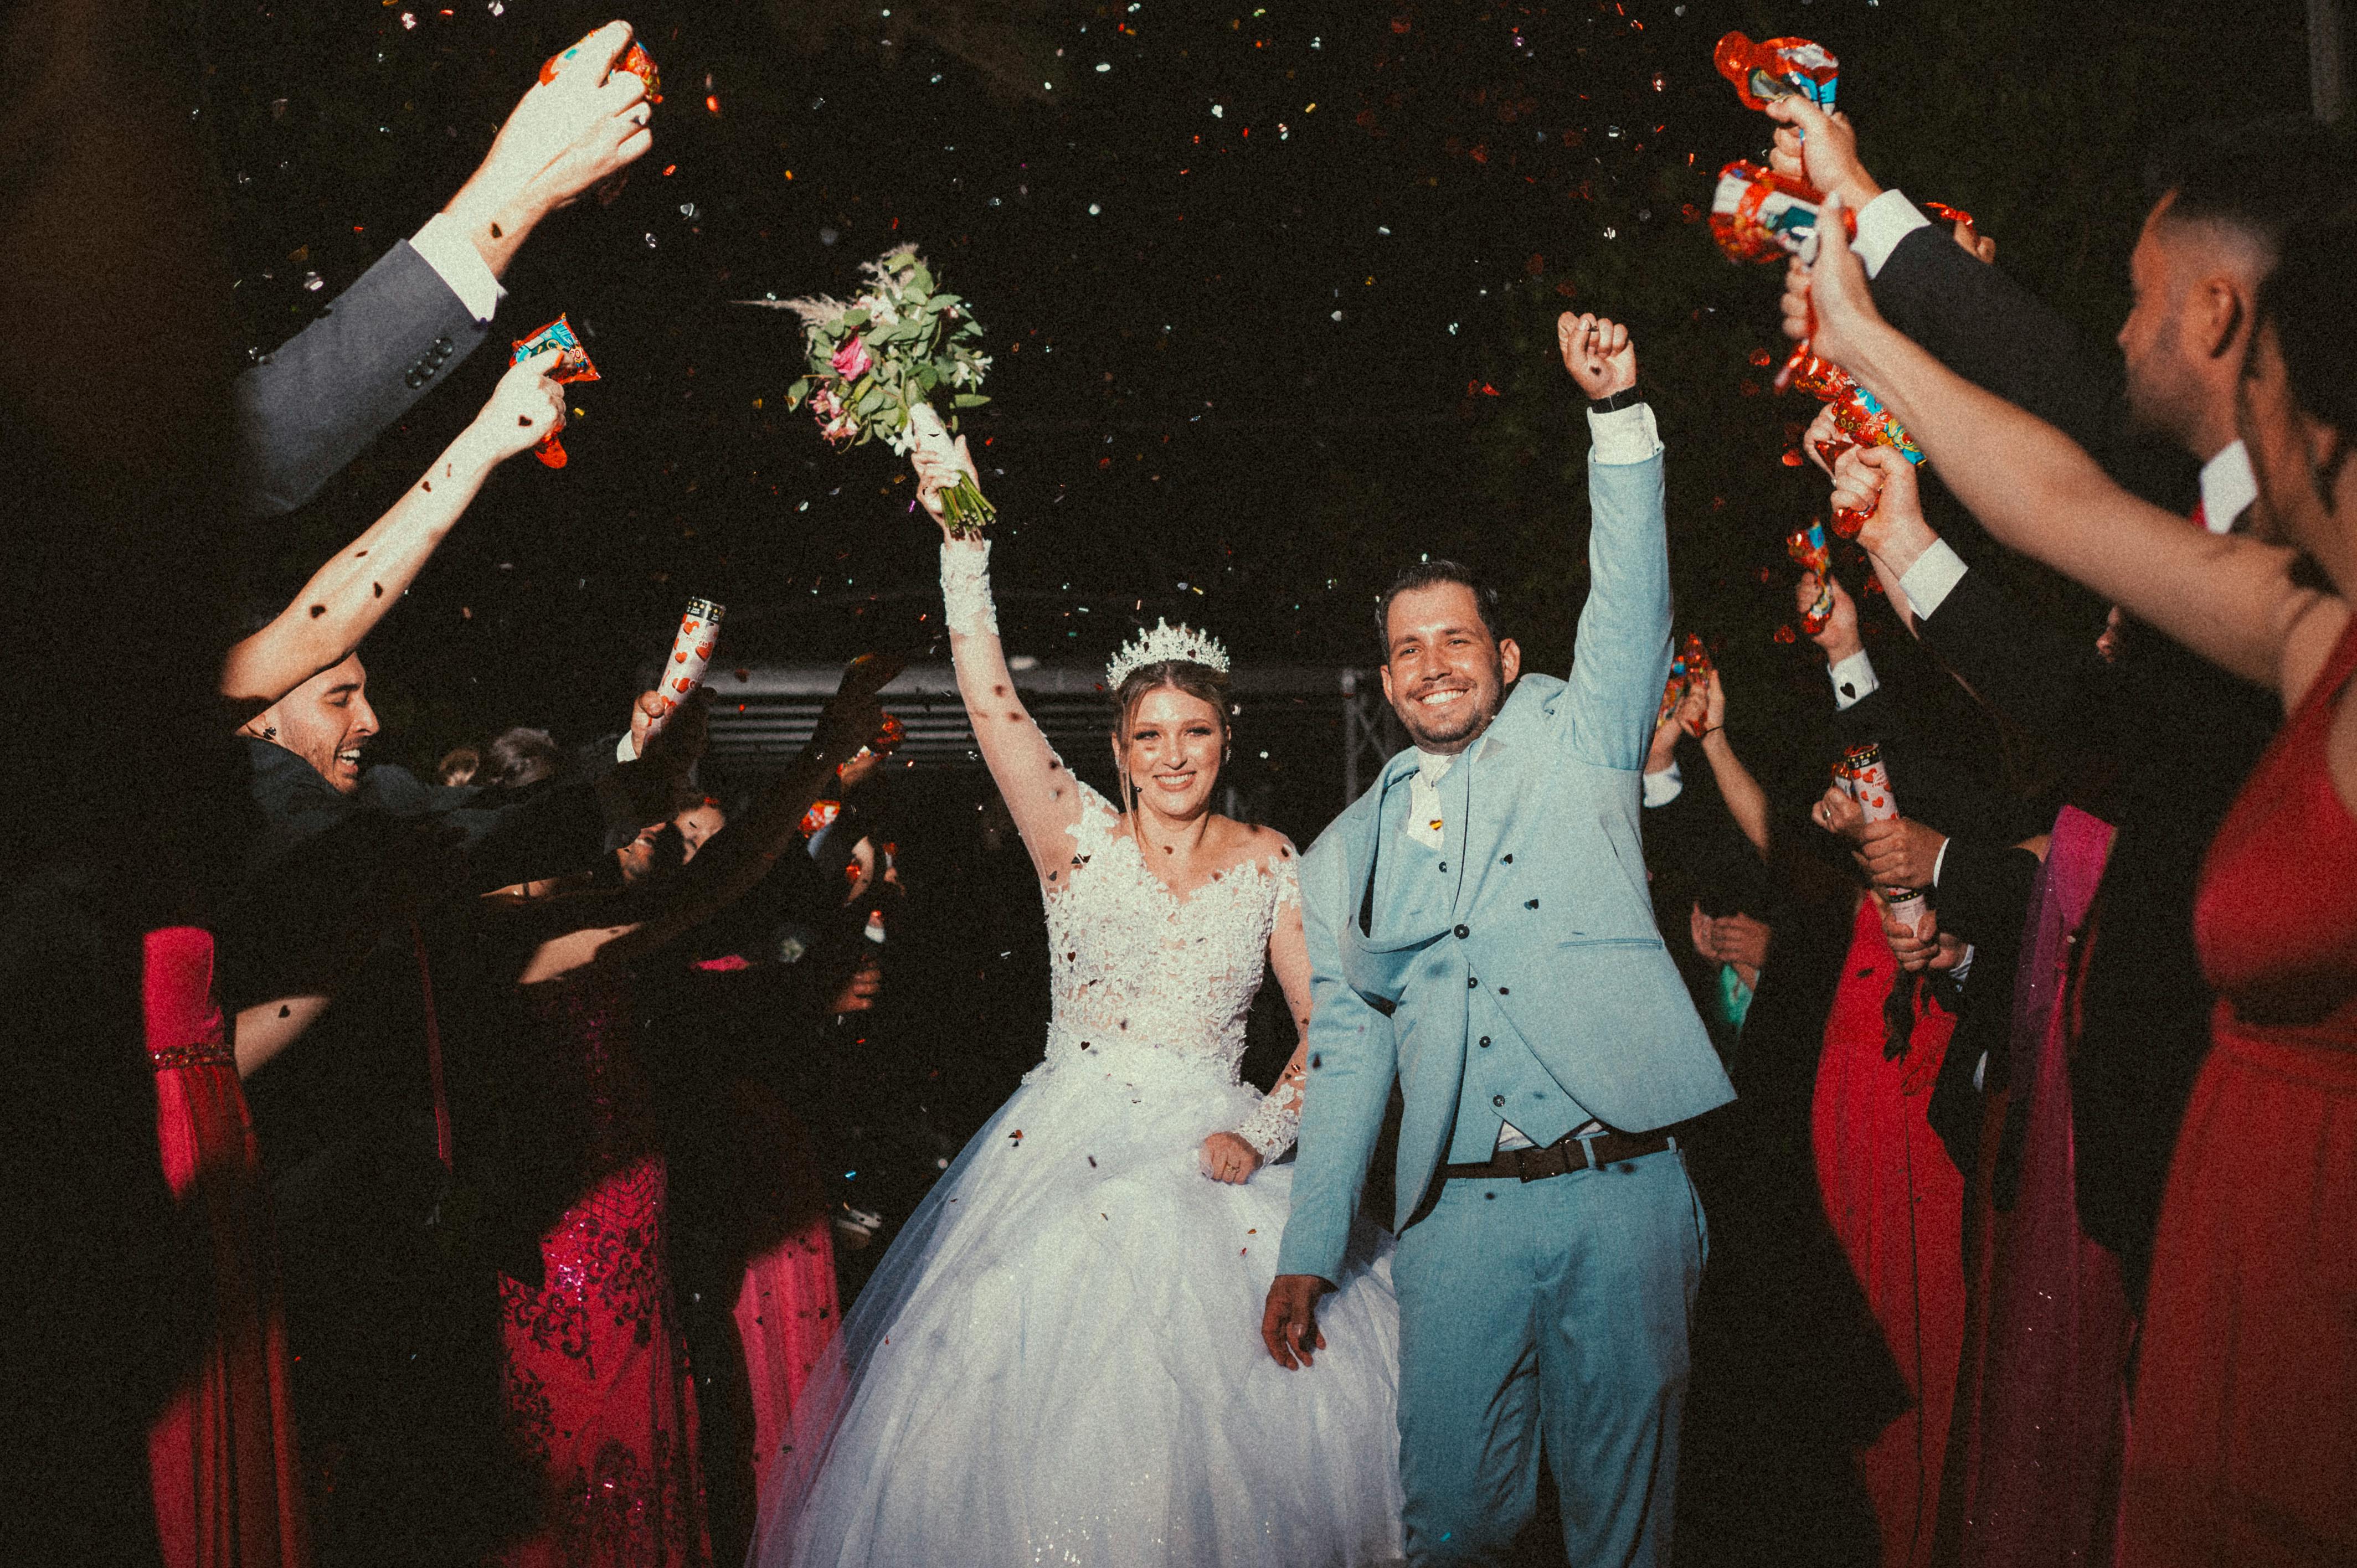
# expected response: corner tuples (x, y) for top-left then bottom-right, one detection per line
(2313, 0), (2347, 125)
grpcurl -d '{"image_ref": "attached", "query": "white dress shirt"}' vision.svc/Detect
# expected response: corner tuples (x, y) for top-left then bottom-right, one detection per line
(408, 212), (504, 326)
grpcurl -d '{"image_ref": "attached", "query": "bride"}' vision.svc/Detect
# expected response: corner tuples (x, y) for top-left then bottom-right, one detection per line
(750, 441), (1403, 1567)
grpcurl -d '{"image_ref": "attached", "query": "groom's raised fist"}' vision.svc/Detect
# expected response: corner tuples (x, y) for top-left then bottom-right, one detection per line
(1560, 312), (1638, 400)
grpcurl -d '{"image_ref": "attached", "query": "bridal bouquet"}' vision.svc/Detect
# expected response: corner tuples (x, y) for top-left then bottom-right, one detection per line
(763, 246), (996, 537)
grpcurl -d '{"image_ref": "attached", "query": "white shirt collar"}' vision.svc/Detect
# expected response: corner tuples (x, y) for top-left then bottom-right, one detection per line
(1413, 735), (1484, 781)
(2198, 440), (2256, 534)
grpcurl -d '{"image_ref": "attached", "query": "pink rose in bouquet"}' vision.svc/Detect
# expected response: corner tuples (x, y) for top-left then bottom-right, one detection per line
(831, 335), (874, 378)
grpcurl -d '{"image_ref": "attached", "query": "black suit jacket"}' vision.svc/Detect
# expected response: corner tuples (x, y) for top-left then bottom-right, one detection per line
(1868, 212), (2282, 1302)
(233, 238), (490, 516)
(1871, 222), (2118, 458)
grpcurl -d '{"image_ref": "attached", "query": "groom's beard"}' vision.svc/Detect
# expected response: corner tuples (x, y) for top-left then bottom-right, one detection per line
(1395, 678), (1506, 752)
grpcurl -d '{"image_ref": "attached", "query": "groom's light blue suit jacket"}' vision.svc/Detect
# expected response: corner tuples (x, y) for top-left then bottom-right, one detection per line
(1277, 442), (1736, 1283)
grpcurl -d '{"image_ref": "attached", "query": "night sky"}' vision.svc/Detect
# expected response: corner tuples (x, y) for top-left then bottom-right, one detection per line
(206, 0), (2315, 811)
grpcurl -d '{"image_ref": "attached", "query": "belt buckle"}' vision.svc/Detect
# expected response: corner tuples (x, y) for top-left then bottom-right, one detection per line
(1516, 1142), (1573, 1183)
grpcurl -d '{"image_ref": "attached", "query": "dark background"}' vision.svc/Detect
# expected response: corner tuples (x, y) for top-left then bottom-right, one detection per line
(204, 0), (2317, 829)
(197, 0), (2325, 1152)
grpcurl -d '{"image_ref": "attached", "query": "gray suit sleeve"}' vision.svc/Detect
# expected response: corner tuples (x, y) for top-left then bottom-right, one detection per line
(233, 239), (490, 516)
(1563, 442), (1675, 771)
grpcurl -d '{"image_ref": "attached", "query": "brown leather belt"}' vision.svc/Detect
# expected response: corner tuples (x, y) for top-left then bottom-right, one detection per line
(1440, 1125), (1681, 1183)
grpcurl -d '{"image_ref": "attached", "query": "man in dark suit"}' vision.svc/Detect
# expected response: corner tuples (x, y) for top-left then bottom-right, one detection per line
(220, 648), (697, 1565)
(1769, 99), (2345, 1302)
(235, 18), (655, 515)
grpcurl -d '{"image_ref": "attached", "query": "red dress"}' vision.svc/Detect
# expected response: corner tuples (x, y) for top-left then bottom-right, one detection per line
(2118, 615), (2357, 1567)
(496, 972), (711, 1568)
(1814, 896), (1967, 1568)
(142, 927), (308, 1568)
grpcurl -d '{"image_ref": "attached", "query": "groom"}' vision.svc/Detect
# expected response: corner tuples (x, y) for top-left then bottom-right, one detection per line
(1264, 313), (1733, 1565)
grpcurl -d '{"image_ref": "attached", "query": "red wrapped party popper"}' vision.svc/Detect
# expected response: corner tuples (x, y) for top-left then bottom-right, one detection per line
(1714, 31), (1839, 114)
(541, 33), (662, 101)
(1710, 160), (1857, 266)
(1787, 520), (1836, 635)
(509, 314), (599, 468)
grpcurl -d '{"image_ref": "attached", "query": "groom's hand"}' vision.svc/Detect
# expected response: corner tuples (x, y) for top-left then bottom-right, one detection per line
(1262, 1273), (1334, 1369)
(1558, 311), (1637, 400)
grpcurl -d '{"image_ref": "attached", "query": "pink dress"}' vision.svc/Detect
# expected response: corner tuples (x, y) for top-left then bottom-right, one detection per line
(142, 926), (308, 1568)
(1953, 806), (2130, 1568)
(735, 1211), (840, 1537)
(495, 973), (711, 1568)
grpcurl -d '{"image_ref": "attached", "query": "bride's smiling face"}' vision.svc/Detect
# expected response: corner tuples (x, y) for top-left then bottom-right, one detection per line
(1116, 685), (1226, 822)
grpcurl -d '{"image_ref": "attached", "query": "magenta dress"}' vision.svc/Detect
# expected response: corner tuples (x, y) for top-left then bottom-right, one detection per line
(495, 972), (711, 1568)
(142, 926), (308, 1568)
(1953, 806), (2129, 1568)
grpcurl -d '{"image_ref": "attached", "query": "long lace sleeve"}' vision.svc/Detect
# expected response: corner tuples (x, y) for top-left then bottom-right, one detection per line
(941, 539), (1089, 884)
(1234, 848), (1308, 1162)
(1235, 1041), (1308, 1162)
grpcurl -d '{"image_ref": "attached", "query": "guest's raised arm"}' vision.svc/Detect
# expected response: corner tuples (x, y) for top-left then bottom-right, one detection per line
(235, 20), (653, 515)
(220, 348), (565, 718)
(1792, 196), (2345, 703)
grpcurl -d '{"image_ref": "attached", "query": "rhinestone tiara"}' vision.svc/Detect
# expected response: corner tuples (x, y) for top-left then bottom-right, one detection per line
(1104, 618), (1231, 689)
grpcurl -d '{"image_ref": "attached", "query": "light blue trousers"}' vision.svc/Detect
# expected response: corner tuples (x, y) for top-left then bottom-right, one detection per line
(1390, 1147), (1708, 1566)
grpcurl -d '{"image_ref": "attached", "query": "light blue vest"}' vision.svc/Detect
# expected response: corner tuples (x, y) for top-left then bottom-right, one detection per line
(1377, 755), (1594, 1163)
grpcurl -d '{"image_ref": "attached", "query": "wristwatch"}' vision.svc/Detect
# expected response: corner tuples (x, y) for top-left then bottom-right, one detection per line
(1588, 387), (1644, 414)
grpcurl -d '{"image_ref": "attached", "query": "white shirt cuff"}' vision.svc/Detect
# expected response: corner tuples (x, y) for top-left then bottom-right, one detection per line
(616, 733), (637, 763)
(1931, 835), (1950, 888)
(1900, 538), (1970, 620)
(1643, 762), (1684, 809)
(1587, 401), (1663, 466)
(1828, 649), (1879, 710)
(1951, 943), (1977, 986)
(409, 212), (503, 325)
(1853, 190), (1932, 280)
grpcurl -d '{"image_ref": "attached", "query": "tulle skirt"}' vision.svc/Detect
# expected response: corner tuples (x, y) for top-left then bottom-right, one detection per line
(753, 1050), (1404, 1567)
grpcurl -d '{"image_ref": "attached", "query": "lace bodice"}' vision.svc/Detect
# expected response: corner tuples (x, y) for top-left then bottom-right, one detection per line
(1031, 786), (1300, 1102)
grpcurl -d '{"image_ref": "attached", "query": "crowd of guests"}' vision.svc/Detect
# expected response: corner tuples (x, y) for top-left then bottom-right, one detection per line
(1, 21), (934, 1568)
(6, 7), (2357, 1567)
(1644, 102), (2356, 1568)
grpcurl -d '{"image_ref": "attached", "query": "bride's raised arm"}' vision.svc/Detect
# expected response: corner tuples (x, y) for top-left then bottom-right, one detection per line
(916, 438), (1089, 885)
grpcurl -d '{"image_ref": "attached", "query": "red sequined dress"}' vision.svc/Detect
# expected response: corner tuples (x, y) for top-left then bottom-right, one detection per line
(2119, 614), (2357, 1566)
(1813, 896), (1965, 1568)
(142, 926), (308, 1568)
(495, 971), (711, 1568)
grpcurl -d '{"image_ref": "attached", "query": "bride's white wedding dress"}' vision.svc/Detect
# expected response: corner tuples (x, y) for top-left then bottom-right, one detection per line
(751, 782), (1403, 1567)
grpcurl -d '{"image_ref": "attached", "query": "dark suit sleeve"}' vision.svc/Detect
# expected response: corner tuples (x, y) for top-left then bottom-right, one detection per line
(1913, 565), (2126, 814)
(233, 239), (490, 516)
(440, 779), (613, 892)
(1932, 840), (2041, 951)
(1870, 224), (2120, 456)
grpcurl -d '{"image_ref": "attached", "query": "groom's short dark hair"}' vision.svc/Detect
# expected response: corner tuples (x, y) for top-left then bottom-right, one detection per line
(1375, 560), (1505, 663)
